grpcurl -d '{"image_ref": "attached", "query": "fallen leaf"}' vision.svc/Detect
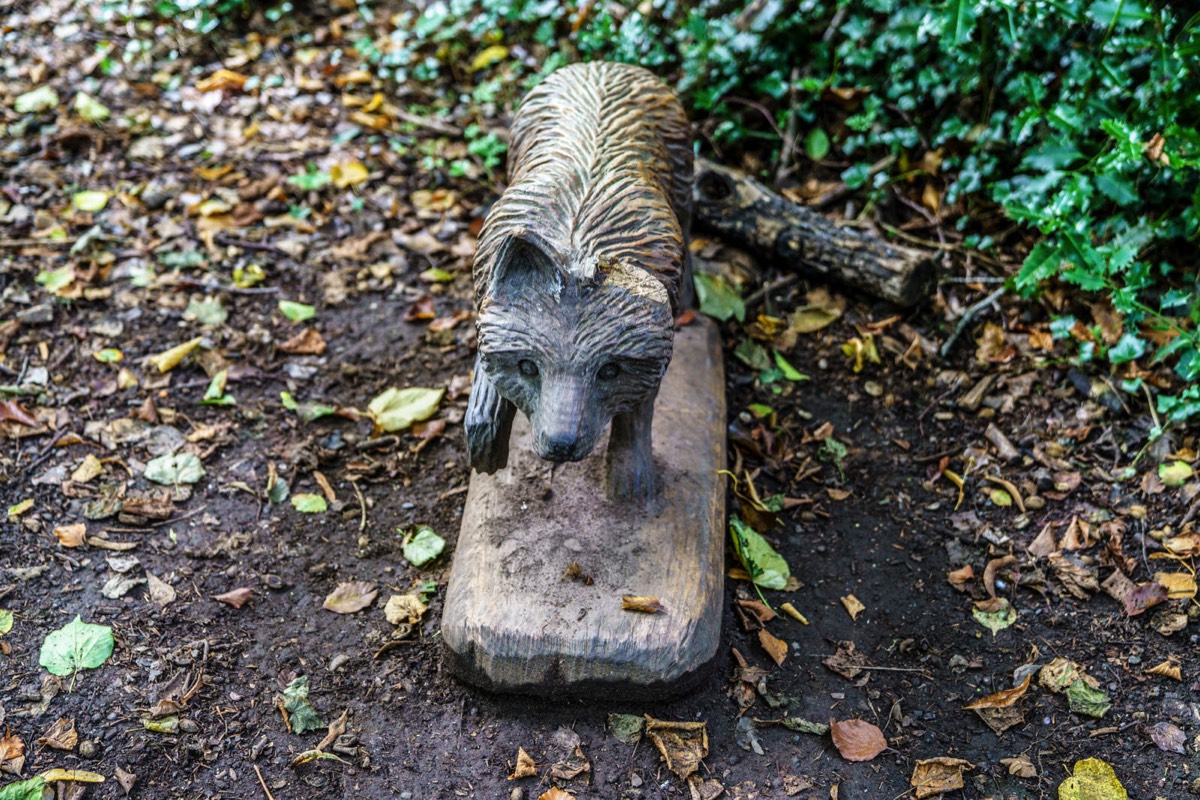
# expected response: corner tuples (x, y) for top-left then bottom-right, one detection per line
(779, 602), (809, 624)
(1048, 553), (1100, 599)
(1148, 721), (1186, 754)
(39, 617), (114, 676)
(384, 593), (428, 626)
(368, 386), (444, 433)
(144, 453), (205, 485)
(279, 300), (317, 322)
(41, 769), (104, 784)
(146, 337), (204, 373)
(402, 526), (445, 567)
(622, 595), (665, 614)
(1057, 757), (1128, 800)
(291, 493), (328, 513)
(840, 594), (865, 620)
(972, 597), (1016, 635)
(983, 555), (1018, 597)
(1123, 581), (1169, 616)
(508, 746), (536, 779)
(37, 718), (78, 751)
(54, 523), (87, 548)
(1001, 755), (1037, 778)
(0, 400), (40, 427)
(1027, 523), (1057, 558)
(910, 757), (972, 799)
(278, 676), (323, 734)
(323, 581), (378, 614)
(279, 328), (327, 355)
(1159, 460), (1194, 487)
(1144, 659), (1182, 681)
(607, 713), (644, 744)
(14, 85), (60, 113)
(822, 640), (867, 680)
(1066, 679), (1111, 718)
(829, 718), (887, 762)
(729, 516), (791, 589)
(758, 629), (787, 666)
(964, 674), (1031, 710)
(538, 789), (575, 800)
(644, 716), (708, 779)
(0, 730), (25, 774)
(146, 573), (176, 608)
(947, 564), (974, 591)
(1153, 571), (1197, 600)
(331, 160), (370, 188)
(196, 69), (249, 92)
(214, 587), (253, 608)
(470, 44), (510, 72)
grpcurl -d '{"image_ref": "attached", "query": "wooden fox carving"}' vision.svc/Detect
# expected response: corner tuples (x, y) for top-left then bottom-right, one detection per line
(465, 61), (693, 502)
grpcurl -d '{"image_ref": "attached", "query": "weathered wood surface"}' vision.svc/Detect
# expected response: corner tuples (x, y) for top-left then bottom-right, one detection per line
(442, 318), (726, 699)
(692, 158), (935, 307)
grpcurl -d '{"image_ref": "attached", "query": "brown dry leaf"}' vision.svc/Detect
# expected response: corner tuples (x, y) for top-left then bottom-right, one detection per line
(538, 789), (575, 800)
(214, 587), (254, 608)
(1001, 755), (1037, 778)
(278, 328), (327, 355)
(1145, 659), (1182, 681)
(964, 674), (1031, 710)
(983, 555), (1018, 598)
(1048, 553), (1100, 599)
(0, 399), (40, 428)
(38, 718), (78, 751)
(1123, 582), (1169, 617)
(972, 703), (1024, 734)
(735, 599), (777, 623)
(621, 595), (664, 614)
(910, 757), (973, 799)
(758, 629), (787, 666)
(947, 564), (974, 591)
(1152, 571), (1197, 600)
(0, 731), (25, 775)
(404, 295), (436, 321)
(1027, 523), (1057, 558)
(549, 744), (591, 781)
(827, 487), (852, 501)
(1162, 531), (1200, 557)
(196, 69), (249, 92)
(1148, 721), (1186, 754)
(975, 321), (1007, 363)
(644, 716), (708, 780)
(829, 718), (887, 762)
(323, 581), (378, 614)
(822, 640), (867, 680)
(508, 747), (536, 780)
(1060, 515), (1095, 551)
(840, 594), (865, 620)
(54, 523), (87, 548)
(146, 573), (176, 607)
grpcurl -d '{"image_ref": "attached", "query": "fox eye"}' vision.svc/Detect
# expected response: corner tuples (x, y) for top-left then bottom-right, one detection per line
(598, 363), (620, 380)
(518, 359), (539, 378)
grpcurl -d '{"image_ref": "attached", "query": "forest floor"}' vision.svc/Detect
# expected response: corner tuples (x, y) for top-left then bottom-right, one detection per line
(2, 3), (1199, 800)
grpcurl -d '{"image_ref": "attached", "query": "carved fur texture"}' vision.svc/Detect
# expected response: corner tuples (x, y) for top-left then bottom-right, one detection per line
(466, 62), (692, 499)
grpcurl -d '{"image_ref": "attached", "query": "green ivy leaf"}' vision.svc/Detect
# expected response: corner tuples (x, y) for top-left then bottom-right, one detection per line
(279, 676), (324, 733)
(144, 453), (206, 485)
(1107, 332), (1146, 364)
(278, 300), (317, 322)
(804, 127), (830, 160)
(291, 494), (328, 513)
(368, 387), (443, 433)
(0, 776), (46, 800)
(1066, 679), (1112, 718)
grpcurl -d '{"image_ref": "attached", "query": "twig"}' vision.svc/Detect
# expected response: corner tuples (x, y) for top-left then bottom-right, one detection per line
(167, 277), (280, 296)
(939, 286), (1007, 358)
(253, 765), (276, 800)
(0, 238), (72, 248)
(392, 108), (462, 137)
(212, 233), (290, 257)
(744, 274), (801, 309)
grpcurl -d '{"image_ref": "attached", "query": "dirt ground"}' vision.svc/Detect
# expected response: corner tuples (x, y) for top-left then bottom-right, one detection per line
(3, 3), (1200, 799)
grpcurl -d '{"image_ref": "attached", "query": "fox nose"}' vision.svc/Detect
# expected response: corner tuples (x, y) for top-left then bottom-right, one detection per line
(542, 432), (578, 461)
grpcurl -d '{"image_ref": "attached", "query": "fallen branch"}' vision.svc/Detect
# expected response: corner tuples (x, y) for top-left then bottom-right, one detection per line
(692, 158), (935, 308)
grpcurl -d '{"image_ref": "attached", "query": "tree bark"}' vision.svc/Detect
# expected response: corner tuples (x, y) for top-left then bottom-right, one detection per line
(692, 158), (935, 308)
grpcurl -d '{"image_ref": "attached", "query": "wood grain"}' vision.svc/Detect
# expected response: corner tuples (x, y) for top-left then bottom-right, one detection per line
(442, 318), (726, 699)
(692, 158), (935, 307)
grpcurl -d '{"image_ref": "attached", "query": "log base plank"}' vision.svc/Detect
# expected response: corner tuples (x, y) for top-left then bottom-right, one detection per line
(442, 319), (726, 700)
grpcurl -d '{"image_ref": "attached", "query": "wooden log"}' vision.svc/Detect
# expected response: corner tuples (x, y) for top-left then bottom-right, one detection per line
(441, 318), (726, 700)
(692, 158), (936, 308)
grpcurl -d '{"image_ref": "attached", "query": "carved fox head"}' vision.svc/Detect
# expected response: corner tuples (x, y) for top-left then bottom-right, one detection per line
(476, 230), (674, 464)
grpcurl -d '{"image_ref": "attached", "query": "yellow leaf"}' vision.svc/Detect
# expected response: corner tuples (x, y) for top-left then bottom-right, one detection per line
(470, 45), (509, 72)
(71, 454), (104, 484)
(147, 337), (205, 373)
(840, 594), (865, 621)
(1153, 571), (1197, 600)
(1057, 757), (1127, 800)
(72, 190), (110, 212)
(42, 768), (105, 783)
(331, 161), (370, 188)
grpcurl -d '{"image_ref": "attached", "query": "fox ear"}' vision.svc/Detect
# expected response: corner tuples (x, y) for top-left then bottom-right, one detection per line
(490, 229), (562, 297)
